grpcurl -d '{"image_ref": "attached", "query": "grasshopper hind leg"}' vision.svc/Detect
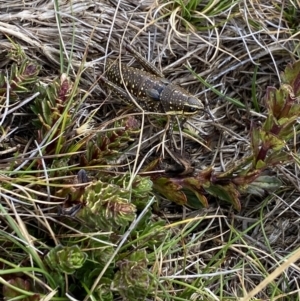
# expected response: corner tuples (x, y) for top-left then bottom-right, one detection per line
(124, 42), (164, 78)
(166, 115), (187, 152)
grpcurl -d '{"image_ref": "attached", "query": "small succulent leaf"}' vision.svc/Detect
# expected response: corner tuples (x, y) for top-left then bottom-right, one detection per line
(255, 159), (266, 169)
(83, 117), (140, 165)
(3, 277), (40, 301)
(277, 117), (290, 126)
(142, 158), (160, 172)
(104, 174), (152, 200)
(265, 150), (291, 165)
(95, 277), (114, 301)
(129, 249), (148, 262)
(153, 177), (187, 205)
(243, 175), (281, 196)
(195, 166), (214, 183)
(3, 277), (29, 298)
(182, 188), (208, 209)
(78, 180), (136, 231)
(78, 260), (114, 287)
(287, 103), (300, 118)
(131, 176), (153, 199)
(264, 132), (286, 151)
(112, 249), (151, 300)
(277, 116), (299, 138)
(251, 125), (261, 160)
(182, 176), (202, 189)
(57, 74), (73, 103)
(31, 74), (74, 137)
(266, 86), (299, 120)
(57, 245), (87, 273)
(153, 167), (231, 208)
(45, 245), (62, 267)
(276, 85), (294, 118)
(41, 99), (52, 125)
(263, 114), (276, 132)
(0, 59), (40, 98)
(204, 183), (241, 211)
(265, 86), (285, 119)
(45, 245), (87, 275)
(133, 220), (167, 249)
(93, 247), (116, 266)
(231, 170), (261, 186)
(98, 173), (153, 210)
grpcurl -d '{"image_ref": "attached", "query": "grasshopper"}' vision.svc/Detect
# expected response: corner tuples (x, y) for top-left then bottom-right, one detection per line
(102, 43), (203, 117)
(101, 43), (203, 175)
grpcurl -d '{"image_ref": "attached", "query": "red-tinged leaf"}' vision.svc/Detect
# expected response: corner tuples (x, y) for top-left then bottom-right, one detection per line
(262, 132), (285, 151)
(24, 63), (39, 77)
(174, 176), (210, 208)
(142, 158), (160, 172)
(203, 183), (241, 211)
(277, 116), (299, 138)
(251, 125), (261, 160)
(255, 159), (266, 169)
(256, 131), (285, 164)
(184, 189), (209, 209)
(265, 86), (285, 119)
(244, 175), (282, 196)
(281, 60), (300, 96)
(112, 249), (152, 300)
(3, 277), (39, 300)
(262, 114), (276, 132)
(265, 84), (298, 120)
(153, 175), (209, 208)
(124, 115), (140, 131)
(196, 166), (214, 182)
(288, 103), (300, 118)
(279, 84), (297, 117)
(153, 177), (187, 205)
(231, 170), (261, 186)
(181, 176), (202, 190)
(58, 74), (72, 103)
(265, 150), (292, 166)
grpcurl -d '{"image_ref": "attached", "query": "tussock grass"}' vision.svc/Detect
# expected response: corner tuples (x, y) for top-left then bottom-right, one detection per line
(0, 0), (299, 300)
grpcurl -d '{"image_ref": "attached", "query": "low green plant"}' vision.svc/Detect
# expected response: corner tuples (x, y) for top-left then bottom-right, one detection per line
(1, 34), (300, 300)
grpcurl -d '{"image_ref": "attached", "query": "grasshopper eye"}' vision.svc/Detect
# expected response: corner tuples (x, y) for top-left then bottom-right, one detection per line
(184, 105), (199, 113)
(188, 97), (203, 109)
(182, 97), (203, 114)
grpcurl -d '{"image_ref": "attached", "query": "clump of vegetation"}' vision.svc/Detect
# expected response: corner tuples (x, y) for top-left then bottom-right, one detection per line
(152, 61), (300, 210)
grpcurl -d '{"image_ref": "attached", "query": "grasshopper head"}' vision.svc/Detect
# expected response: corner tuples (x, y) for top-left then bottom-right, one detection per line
(183, 96), (204, 115)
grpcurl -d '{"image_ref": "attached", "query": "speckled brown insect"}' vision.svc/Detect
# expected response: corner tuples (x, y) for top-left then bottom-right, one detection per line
(103, 44), (203, 117)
